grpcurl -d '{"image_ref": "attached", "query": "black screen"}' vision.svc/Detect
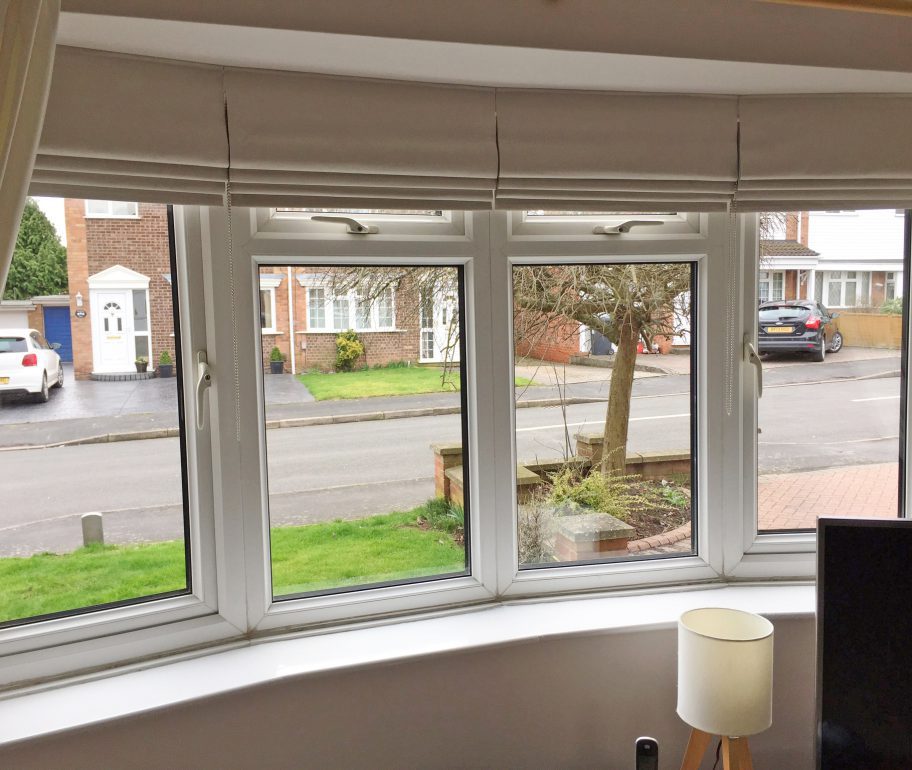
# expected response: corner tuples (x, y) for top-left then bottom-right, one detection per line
(818, 518), (912, 769)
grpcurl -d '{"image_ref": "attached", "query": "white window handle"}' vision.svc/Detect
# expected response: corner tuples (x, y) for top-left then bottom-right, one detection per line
(196, 351), (212, 430)
(592, 219), (664, 235)
(743, 335), (763, 398)
(310, 215), (379, 234)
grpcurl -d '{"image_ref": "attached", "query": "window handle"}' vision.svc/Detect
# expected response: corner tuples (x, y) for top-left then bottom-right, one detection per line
(310, 215), (379, 234)
(744, 335), (763, 398)
(196, 351), (212, 431)
(592, 220), (664, 235)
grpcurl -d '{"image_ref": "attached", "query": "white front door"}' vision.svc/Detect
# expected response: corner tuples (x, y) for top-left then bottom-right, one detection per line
(93, 290), (134, 372)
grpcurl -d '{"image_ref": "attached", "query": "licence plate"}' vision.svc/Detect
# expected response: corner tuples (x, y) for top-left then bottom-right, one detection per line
(0, 377), (8, 384)
(767, 326), (794, 334)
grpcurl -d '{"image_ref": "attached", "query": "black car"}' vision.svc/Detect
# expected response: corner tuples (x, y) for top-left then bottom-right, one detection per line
(758, 300), (843, 362)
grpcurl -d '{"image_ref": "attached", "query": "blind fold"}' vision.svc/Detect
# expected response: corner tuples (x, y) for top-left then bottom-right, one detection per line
(224, 69), (497, 209)
(30, 47), (228, 205)
(737, 95), (912, 211)
(495, 89), (739, 211)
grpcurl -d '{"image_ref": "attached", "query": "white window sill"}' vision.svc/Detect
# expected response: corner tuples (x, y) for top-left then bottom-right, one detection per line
(0, 583), (813, 747)
(260, 330), (282, 335)
(304, 328), (402, 334)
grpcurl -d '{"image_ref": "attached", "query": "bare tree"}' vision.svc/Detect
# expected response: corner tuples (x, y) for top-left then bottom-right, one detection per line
(513, 264), (691, 475)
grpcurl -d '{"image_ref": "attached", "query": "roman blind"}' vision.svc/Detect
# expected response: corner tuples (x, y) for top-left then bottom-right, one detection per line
(223, 68), (498, 209)
(28, 47), (228, 206)
(737, 95), (912, 211)
(494, 89), (739, 211)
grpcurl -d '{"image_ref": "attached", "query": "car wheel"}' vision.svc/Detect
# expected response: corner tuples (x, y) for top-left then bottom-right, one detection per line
(54, 364), (64, 388)
(34, 374), (49, 403)
(829, 331), (844, 353)
(812, 338), (826, 362)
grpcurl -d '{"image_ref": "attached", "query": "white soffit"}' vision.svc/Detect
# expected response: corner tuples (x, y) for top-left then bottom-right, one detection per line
(58, 13), (912, 95)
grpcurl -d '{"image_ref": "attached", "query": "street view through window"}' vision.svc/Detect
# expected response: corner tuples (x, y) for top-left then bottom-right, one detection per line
(257, 264), (469, 597)
(0, 198), (189, 625)
(512, 261), (696, 567)
(757, 210), (906, 531)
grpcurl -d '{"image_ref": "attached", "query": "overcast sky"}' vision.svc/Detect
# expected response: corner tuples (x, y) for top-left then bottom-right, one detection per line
(32, 196), (67, 246)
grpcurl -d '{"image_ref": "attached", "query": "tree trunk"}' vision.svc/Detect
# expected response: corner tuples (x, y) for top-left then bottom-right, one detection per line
(601, 315), (640, 476)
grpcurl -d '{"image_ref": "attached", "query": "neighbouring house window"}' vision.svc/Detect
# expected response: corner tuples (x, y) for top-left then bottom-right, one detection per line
(132, 288), (151, 362)
(260, 288), (276, 332)
(886, 272), (897, 301)
(758, 270), (785, 303)
(823, 270), (866, 308)
(305, 283), (397, 331)
(85, 200), (139, 218)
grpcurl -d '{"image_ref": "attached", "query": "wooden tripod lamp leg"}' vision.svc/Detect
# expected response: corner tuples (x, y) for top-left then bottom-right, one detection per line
(680, 728), (713, 770)
(720, 736), (753, 770)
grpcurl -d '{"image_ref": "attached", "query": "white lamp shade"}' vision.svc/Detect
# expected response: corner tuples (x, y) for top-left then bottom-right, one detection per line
(677, 607), (774, 737)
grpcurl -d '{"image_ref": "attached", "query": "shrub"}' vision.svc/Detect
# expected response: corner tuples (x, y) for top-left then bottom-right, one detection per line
(518, 491), (556, 564)
(335, 330), (364, 372)
(269, 346), (285, 363)
(881, 297), (903, 315)
(135, 356), (148, 364)
(421, 497), (465, 535)
(547, 466), (653, 522)
(159, 350), (172, 365)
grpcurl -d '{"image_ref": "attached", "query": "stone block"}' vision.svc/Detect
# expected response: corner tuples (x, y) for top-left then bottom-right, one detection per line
(554, 512), (635, 562)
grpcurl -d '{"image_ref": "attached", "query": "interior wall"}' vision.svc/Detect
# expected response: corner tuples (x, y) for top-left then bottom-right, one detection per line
(0, 616), (815, 769)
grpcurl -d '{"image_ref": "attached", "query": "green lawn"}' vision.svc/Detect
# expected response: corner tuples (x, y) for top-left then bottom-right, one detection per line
(0, 503), (465, 624)
(299, 365), (533, 400)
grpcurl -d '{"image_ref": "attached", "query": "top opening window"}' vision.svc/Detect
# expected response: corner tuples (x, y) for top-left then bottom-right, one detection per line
(85, 200), (139, 218)
(274, 208), (444, 220)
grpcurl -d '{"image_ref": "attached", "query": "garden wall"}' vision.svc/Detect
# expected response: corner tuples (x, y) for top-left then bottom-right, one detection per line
(834, 311), (902, 349)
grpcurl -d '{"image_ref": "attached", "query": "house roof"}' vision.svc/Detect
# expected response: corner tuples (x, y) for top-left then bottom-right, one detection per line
(760, 239), (819, 257)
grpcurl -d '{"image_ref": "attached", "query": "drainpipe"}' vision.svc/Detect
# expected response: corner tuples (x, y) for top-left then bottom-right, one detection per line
(287, 266), (296, 374)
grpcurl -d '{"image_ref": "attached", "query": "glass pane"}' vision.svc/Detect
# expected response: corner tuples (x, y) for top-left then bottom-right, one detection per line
(512, 262), (695, 568)
(333, 298), (349, 330)
(111, 201), (137, 217)
(260, 289), (273, 330)
(276, 208), (443, 217)
(85, 200), (108, 215)
(258, 265), (469, 597)
(757, 210), (905, 532)
(0, 197), (189, 626)
(132, 289), (148, 332)
(356, 294), (372, 329)
(308, 288), (325, 328)
(377, 288), (394, 328)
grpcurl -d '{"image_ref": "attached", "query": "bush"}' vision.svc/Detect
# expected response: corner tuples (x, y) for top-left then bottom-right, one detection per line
(421, 497), (464, 535)
(518, 491), (556, 565)
(335, 330), (365, 371)
(159, 350), (172, 365)
(547, 466), (653, 522)
(269, 346), (285, 363)
(881, 297), (903, 315)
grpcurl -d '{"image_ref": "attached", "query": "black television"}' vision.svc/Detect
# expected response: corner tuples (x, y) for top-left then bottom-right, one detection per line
(817, 517), (912, 769)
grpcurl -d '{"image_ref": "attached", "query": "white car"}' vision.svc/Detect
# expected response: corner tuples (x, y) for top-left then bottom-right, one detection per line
(0, 328), (64, 403)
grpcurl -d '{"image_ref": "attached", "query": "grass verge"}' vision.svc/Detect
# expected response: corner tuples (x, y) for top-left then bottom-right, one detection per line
(298, 365), (532, 400)
(0, 501), (465, 624)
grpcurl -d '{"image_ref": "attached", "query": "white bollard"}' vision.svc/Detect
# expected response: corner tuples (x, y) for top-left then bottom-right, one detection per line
(81, 512), (104, 546)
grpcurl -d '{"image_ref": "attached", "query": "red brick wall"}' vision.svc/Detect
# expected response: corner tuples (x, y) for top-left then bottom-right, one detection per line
(514, 311), (582, 364)
(64, 199), (92, 379)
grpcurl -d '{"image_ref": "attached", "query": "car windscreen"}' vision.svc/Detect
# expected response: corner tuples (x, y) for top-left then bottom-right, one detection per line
(759, 305), (811, 322)
(0, 337), (28, 353)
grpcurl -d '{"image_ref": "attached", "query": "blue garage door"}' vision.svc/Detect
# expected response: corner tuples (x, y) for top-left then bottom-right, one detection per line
(43, 306), (73, 362)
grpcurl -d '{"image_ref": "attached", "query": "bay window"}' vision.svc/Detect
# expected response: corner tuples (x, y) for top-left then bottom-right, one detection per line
(1, 203), (908, 688)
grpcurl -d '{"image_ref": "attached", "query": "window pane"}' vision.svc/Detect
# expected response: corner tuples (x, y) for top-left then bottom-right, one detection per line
(85, 200), (108, 215)
(333, 297), (349, 330)
(377, 288), (394, 329)
(356, 294), (372, 329)
(0, 198), (190, 626)
(308, 288), (325, 328)
(512, 262), (695, 568)
(258, 265), (468, 597)
(260, 289), (273, 330)
(111, 201), (137, 217)
(757, 210), (906, 532)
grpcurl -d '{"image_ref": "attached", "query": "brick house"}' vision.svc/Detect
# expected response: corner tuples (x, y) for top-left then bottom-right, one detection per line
(63, 199), (459, 377)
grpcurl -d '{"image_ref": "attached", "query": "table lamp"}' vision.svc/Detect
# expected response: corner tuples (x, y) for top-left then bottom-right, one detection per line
(677, 607), (774, 770)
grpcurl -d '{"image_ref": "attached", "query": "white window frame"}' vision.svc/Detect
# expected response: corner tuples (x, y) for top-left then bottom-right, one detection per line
(84, 200), (140, 218)
(0, 205), (232, 688)
(3, 207), (906, 690)
(757, 270), (785, 303)
(823, 270), (861, 308)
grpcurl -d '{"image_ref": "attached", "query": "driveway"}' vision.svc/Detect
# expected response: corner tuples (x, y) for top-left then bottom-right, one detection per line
(0, 365), (314, 425)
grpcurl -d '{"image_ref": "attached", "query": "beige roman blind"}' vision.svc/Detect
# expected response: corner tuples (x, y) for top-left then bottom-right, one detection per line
(29, 47), (228, 205)
(737, 95), (912, 211)
(495, 89), (739, 211)
(224, 68), (498, 209)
